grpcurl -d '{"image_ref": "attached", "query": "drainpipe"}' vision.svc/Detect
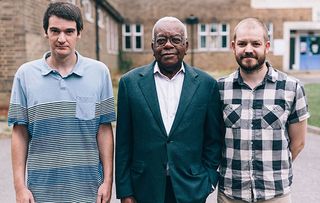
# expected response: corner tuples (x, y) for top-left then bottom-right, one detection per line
(95, 0), (100, 60)
(186, 15), (198, 67)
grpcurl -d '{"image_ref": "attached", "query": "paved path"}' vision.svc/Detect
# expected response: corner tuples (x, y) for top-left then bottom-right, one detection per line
(1, 133), (320, 203)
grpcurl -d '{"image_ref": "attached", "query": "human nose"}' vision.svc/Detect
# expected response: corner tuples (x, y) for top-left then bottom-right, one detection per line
(163, 38), (175, 48)
(57, 33), (66, 43)
(244, 44), (253, 53)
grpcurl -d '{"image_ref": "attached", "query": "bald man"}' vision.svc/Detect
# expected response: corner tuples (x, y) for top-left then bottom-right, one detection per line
(217, 18), (309, 203)
(115, 16), (225, 203)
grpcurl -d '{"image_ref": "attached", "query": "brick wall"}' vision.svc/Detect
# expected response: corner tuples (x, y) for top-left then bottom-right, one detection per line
(0, 0), (120, 116)
(116, 0), (311, 72)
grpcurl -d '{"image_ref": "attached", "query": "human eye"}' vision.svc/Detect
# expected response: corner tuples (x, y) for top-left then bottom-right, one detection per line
(50, 28), (60, 34)
(156, 37), (167, 46)
(66, 29), (76, 35)
(252, 41), (262, 47)
(171, 37), (182, 44)
(237, 41), (246, 47)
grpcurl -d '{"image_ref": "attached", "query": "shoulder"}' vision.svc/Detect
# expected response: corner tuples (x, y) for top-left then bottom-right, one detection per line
(272, 68), (302, 90)
(80, 55), (108, 69)
(15, 58), (43, 77)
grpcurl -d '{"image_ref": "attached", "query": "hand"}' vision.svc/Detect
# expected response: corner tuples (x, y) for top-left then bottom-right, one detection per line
(121, 196), (136, 203)
(15, 186), (35, 203)
(96, 182), (112, 203)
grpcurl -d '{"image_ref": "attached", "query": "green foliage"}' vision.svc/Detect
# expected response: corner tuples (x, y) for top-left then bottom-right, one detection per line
(304, 83), (320, 127)
(118, 50), (132, 73)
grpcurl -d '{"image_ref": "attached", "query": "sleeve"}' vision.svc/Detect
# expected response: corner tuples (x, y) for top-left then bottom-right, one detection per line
(203, 79), (225, 187)
(288, 82), (310, 124)
(8, 70), (28, 126)
(115, 77), (134, 198)
(99, 66), (116, 124)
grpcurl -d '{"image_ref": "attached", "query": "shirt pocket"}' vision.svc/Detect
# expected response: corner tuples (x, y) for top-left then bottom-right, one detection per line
(223, 104), (241, 128)
(75, 96), (96, 120)
(262, 105), (288, 130)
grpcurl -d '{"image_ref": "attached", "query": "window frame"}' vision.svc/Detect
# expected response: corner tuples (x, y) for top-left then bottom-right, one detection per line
(122, 24), (144, 52)
(82, 0), (94, 23)
(106, 17), (119, 54)
(198, 22), (230, 51)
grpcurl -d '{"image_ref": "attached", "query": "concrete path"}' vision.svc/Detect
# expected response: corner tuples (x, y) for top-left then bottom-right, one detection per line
(1, 132), (320, 203)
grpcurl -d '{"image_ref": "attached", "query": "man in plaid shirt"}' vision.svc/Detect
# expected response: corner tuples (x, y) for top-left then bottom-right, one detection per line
(217, 18), (309, 203)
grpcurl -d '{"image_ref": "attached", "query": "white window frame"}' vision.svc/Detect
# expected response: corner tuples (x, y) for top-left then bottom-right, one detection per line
(122, 24), (144, 52)
(82, 0), (94, 23)
(67, 0), (76, 4)
(198, 23), (230, 51)
(98, 8), (104, 28)
(266, 22), (274, 50)
(106, 17), (119, 54)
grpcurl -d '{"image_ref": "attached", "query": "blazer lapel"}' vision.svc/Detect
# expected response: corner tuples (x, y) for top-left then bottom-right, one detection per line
(138, 62), (167, 136)
(169, 63), (199, 136)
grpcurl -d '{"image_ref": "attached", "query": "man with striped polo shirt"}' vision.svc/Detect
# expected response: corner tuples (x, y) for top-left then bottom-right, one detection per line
(8, 2), (115, 203)
(218, 18), (309, 203)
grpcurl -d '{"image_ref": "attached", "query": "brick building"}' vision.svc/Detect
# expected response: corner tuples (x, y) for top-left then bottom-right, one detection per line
(0, 0), (123, 115)
(1, 0), (320, 115)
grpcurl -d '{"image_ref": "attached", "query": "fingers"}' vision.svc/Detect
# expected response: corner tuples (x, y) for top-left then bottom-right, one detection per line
(96, 193), (110, 203)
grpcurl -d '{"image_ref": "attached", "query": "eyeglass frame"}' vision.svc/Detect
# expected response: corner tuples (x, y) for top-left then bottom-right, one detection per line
(153, 35), (187, 47)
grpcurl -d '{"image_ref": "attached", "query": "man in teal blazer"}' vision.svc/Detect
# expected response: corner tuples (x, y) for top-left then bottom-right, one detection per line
(116, 17), (224, 203)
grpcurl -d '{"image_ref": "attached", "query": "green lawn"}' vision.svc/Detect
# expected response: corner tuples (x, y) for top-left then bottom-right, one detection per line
(304, 83), (320, 127)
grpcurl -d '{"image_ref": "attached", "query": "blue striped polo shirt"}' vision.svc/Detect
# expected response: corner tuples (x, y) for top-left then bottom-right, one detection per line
(8, 51), (116, 202)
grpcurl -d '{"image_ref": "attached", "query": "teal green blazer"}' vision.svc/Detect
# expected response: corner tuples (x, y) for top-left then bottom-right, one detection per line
(115, 62), (224, 203)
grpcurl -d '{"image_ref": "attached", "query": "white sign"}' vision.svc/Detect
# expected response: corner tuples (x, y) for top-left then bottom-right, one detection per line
(272, 39), (285, 55)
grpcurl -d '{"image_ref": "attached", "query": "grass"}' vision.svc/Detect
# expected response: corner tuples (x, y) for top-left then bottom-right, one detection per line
(304, 83), (320, 127)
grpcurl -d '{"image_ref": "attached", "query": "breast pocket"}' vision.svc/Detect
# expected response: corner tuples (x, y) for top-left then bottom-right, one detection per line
(76, 96), (96, 120)
(223, 104), (241, 128)
(262, 105), (288, 130)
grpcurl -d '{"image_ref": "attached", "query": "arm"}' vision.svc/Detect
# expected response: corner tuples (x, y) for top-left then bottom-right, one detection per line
(115, 78), (135, 199)
(288, 119), (307, 161)
(11, 124), (35, 203)
(96, 123), (114, 203)
(203, 80), (225, 187)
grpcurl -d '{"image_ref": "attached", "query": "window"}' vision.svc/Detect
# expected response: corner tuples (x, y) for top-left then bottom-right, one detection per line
(266, 22), (274, 50)
(198, 23), (230, 51)
(82, 0), (94, 23)
(98, 8), (104, 28)
(122, 24), (143, 51)
(51, 0), (76, 5)
(67, 0), (76, 4)
(106, 17), (119, 54)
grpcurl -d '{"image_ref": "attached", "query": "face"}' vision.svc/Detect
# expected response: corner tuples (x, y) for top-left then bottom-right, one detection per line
(151, 21), (188, 72)
(232, 23), (270, 73)
(46, 15), (80, 59)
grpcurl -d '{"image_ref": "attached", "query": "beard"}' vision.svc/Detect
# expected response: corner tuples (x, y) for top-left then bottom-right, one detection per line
(236, 53), (266, 74)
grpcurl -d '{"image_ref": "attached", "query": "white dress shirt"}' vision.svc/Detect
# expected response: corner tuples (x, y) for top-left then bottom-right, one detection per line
(154, 62), (185, 135)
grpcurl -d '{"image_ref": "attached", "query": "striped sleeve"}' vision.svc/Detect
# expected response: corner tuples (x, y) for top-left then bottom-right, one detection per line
(8, 71), (28, 126)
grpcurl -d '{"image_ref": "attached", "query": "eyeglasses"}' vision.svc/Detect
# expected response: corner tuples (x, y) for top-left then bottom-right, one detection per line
(154, 36), (184, 47)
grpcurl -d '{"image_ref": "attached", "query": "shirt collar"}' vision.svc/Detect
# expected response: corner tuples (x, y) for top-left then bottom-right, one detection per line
(41, 51), (84, 77)
(153, 62), (185, 79)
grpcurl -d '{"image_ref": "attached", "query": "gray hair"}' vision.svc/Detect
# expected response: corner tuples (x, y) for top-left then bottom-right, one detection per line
(151, 16), (188, 42)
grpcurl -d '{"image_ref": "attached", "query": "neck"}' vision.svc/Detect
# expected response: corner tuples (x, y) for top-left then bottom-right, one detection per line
(240, 64), (268, 89)
(47, 52), (77, 77)
(158, 62), (182, 79)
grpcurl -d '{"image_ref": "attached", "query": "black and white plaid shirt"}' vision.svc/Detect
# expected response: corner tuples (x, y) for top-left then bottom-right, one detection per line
(218, 63), (309, 202)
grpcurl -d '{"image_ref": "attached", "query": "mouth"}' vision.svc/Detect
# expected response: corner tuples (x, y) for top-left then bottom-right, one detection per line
(56, 46), (68, 49)
(162, 53), (176, 56)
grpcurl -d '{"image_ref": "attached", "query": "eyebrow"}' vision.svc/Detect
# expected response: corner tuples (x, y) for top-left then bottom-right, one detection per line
(49, 27), (76, 31)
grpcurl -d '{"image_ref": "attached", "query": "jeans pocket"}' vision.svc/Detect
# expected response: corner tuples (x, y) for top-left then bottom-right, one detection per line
(76, 96), (96, 120)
